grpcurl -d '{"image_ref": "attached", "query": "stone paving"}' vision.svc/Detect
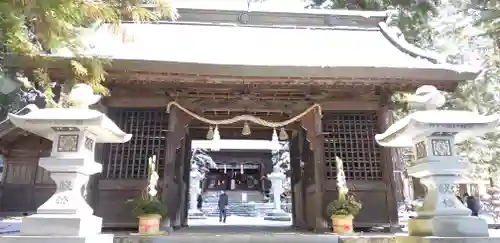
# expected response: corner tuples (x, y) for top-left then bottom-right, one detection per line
(114, 233), (340, 243)
(4, 214), (500, 243)
(114, 224), (339, 243)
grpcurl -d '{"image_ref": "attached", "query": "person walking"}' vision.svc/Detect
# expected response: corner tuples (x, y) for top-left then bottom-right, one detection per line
(218, 190), (229, 223)
(464, 193), (480, 216)
(197, 193), (203, 211)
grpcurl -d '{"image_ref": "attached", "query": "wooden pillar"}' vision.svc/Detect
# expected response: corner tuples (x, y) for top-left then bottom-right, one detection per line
(161, 106), (191, 229)
(378, 95), (399, 230)
(180, 132), (192, 227)
(290, 130), (306, 229)
(301, 108), (327, 232)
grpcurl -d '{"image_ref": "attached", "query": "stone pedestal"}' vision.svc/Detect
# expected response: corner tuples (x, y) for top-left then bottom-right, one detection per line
(0, 84), (131, 243)
(188, 164), (206, 220)
(396, 235), (500, 243)
(375, 86), (500, 239)
(0, 234), (114, 243)
(403, 136), (489, 237)
(264, 166), (291, 221)
(338, 235), (500, 243)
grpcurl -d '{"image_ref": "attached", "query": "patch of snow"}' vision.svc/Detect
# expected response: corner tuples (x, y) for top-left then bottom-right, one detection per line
(0, 217), (21, 235)
(189, 216), (291, 227)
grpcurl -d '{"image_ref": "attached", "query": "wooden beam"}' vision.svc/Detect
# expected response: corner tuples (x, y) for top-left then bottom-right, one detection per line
(189, 127), (288, 140)
(104, 96), (168, 107)
(104, 71), (456, 90)
(319, 100), (379, 111)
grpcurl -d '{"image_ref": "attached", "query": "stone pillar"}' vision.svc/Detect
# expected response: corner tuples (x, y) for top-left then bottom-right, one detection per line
(264, 165), (290, 221)
(188, 164), (205, 219)
(410, 135), (470, 216)
(404, 134), (489, 237)
(271, 168), (284, 210)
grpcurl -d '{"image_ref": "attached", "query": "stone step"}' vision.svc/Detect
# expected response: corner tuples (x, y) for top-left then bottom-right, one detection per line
(200, 201), (291, 217)
(203, 191), (266, 203)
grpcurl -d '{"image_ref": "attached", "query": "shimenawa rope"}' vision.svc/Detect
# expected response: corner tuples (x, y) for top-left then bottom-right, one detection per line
(166, 101), (322, 128)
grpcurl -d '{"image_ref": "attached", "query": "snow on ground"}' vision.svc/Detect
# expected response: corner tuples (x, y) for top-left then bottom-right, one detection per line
(188, 216), (292, 227)
(0, 217), (21, 235)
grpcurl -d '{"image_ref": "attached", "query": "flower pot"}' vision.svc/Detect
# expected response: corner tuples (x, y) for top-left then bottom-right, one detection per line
(331, 215), (354, 234)
(138, 214), (162, 234)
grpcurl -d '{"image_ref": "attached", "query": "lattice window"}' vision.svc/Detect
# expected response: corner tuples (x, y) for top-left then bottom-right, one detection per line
(323, 111), (382, 180)
(103, 108), (168, 179)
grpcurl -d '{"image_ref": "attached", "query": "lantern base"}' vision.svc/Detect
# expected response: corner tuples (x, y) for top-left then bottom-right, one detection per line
(188, 209), (206, 219)
(408, 216), (488, 237)
(395, 235), (500, 243)
(263, 210), (291, 221)
(20, 214), (102, 237)
(0, 233), (113, 243)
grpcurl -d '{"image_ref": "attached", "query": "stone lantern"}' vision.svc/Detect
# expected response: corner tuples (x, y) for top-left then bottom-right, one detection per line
(375, 85), (499, 238)
(188, 163), (206, 219)
(264, 165), (291, 221)
(3, 84), (131, 243)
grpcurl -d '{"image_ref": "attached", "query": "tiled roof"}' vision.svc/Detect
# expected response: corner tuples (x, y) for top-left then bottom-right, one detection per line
(49, 8), (480, 80)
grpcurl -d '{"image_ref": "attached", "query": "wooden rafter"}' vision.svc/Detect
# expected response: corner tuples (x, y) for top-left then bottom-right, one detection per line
(102, 71), (458, 92)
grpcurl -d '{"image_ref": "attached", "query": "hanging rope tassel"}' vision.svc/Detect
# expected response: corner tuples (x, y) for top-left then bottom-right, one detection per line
(242, 122), (251, 136)
(279, 127), (288, 141)
(206, 126), (214, 140)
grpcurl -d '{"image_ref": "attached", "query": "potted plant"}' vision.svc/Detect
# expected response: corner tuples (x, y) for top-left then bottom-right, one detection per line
(326, 156), (362, 234)
(128, 155), (167, 235)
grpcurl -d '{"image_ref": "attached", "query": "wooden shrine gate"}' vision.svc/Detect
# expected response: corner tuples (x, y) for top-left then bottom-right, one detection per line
(90, 102), (396, 231)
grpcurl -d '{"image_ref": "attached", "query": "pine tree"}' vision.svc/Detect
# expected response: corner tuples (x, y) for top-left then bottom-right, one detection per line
(428, 0), (500, 183)
(319, 0), (500, 195)
(318, 0), (440, 45)
(191, 148), (217, 177)
(0, 0), (177, 108)
(477, 0), (500, 50)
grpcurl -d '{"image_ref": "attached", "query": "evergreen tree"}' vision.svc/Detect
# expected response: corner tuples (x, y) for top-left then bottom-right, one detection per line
(477, 0), (500, 50)
(0, 0), (177, 109)
(421, 0), (500, 183)
(316, 0), (439, 45)
(317, 0), (500, 191)
(191, 148), (217, 177)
